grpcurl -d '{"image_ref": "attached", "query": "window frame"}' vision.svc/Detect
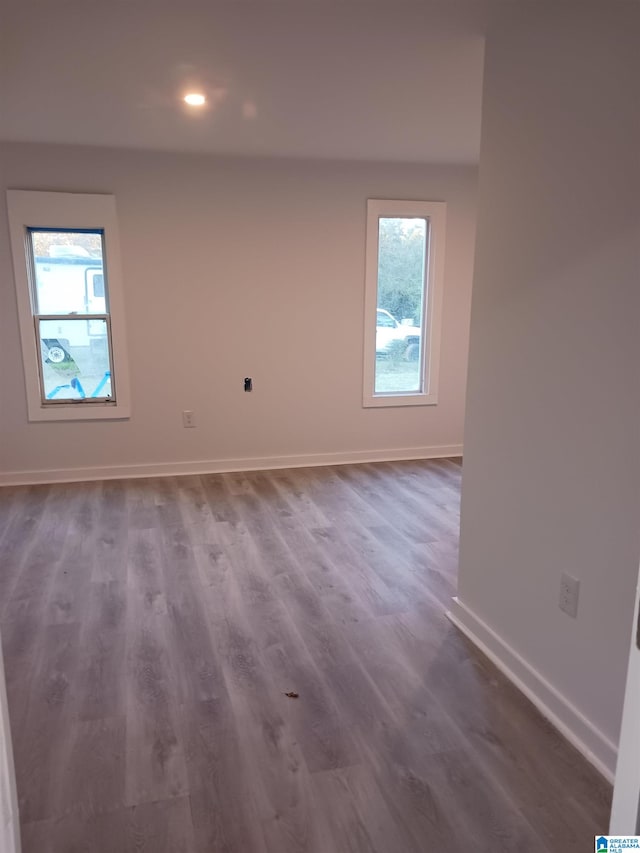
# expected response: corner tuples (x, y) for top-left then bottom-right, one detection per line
(362, 199), (446, 408)
(7, 191), (131, 421)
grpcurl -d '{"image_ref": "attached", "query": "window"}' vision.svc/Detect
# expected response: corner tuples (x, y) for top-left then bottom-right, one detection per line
(363, 199), (446, 407)
(7, 191), (131, 421)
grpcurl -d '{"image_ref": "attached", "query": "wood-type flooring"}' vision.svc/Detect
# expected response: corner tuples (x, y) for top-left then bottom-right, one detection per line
(0, 459), (611, 852)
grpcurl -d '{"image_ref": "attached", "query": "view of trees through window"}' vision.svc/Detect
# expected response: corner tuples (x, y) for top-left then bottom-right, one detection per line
(375, 217), (428, 393)
(31, 230), (102, 258)
(377, 217), (427, 324)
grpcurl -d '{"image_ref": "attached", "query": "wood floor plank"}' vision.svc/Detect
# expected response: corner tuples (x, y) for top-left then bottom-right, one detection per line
(3, 459), (611, 853)
(262, 636), (361, 774)
(13, 622), (82, 824)
(123, 527), (188, 807)
(46, 483), (99, 627)
(126, 477), (159, 531)
(238, 475), (374, 626)
(3, 485), (74, 616)
(257, 469), (331, 529)
(312, 764), (418, 853)
(418, 748), (544, 852)
(198, 509), (361, 776)
(123, 606), (189, 808)
(333, 464), (441, 544)
(122, 796), (196, 853)
(316, 522), (412, 615)
(75, 581), (127, 722)
(55, 715), (126, 821)
(217, 636), (327, 852)
(309, 767), (377, 853)
(174, 475), (220, 540)
(180, 697), (268, 853)
(92, 479), (129, 584)
(22, 796), (196, 853)
(209, 546), (359, 777)
(2, 483), (86, 727)
(0, 488), (50, 596)
(159, 522), (227, 705)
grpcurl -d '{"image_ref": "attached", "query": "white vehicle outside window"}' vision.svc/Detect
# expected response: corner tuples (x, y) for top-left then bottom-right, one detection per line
(363, 199), (446, 407)
(7, 191), (131, 421)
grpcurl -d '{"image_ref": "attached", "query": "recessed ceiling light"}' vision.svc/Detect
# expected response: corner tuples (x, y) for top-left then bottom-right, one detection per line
(184, 93), (206, 106)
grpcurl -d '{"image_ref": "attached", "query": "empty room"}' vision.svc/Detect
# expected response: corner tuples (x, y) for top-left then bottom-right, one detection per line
(1, 1), (639, 851)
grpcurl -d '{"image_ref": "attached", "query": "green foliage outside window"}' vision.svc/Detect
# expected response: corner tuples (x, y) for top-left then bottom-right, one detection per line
(377, 217), (426, 324)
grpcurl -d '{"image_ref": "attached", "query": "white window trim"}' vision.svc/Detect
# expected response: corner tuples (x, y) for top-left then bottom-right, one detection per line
(363, 198), (446, 408)
(7, 190), (131, 421)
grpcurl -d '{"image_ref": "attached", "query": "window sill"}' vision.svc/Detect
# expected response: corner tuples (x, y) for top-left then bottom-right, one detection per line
(27, 402), (131, 422)
(362, 392), (438, 408)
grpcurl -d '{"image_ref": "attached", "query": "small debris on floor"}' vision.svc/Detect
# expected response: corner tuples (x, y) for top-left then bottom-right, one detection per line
(284, 691), (299, 699)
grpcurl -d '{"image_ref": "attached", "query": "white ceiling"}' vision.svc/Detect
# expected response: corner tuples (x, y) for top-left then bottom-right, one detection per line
(0, 0), (486, 164)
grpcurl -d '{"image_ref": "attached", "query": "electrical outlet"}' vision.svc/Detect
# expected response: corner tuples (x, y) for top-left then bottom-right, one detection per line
(559, 572), (580, 618)
(182, 410), (196, 428)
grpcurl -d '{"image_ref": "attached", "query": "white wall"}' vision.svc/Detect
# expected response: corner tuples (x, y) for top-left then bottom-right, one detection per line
(0, 633), (19, 853)
(454, 1), (640, 778)
(0, 144), (477, 481)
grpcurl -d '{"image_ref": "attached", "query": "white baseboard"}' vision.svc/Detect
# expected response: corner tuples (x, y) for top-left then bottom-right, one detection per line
(447, 597), (617, 783)
(0, 444), (463, 486)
